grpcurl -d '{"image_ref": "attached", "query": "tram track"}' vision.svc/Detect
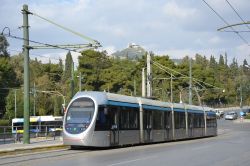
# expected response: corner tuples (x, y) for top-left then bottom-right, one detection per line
(0, 148), (90, 166)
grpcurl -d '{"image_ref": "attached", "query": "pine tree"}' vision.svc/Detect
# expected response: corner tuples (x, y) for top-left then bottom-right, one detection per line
(63, 51), (73, 81)
(0, 36), (9, 57)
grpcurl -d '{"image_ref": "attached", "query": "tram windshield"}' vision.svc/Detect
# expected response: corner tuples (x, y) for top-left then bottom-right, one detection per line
(66, 98), (95, 124)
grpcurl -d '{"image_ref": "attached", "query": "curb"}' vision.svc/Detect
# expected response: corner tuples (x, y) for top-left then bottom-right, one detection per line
(0, 144), (69, 157)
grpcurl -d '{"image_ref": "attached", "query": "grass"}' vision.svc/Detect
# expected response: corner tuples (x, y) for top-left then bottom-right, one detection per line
(245, 114), (250, 119)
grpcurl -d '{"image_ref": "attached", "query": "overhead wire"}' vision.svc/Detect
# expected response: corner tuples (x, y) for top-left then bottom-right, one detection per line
(152, 60), (220, 89)
(152, 62), (176, 77)
(1, 33), (80, 53)
(202, 0), (249, 46)
(29, 10), (101, 48)
(7, 48), (68, 63)
(225, 0), (250, 31)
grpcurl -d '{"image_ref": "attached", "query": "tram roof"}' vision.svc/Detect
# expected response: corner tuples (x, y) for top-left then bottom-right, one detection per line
(139, 97), (172, 108)
(73, 91), (210, 112)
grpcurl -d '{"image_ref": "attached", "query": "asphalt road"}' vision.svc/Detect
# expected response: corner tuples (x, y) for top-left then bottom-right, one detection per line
(0, 119), (250, 166)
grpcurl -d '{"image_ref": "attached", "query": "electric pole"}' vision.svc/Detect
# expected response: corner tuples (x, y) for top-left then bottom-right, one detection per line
(14, 89), (17, 118)
(142, 68), (146, 97)
(22, 4), (30, 144)
(189, 57), (192, 105)
(147, 52), (152, 98)
(33, 82), (36, 116)
(171, 73), (173, 103)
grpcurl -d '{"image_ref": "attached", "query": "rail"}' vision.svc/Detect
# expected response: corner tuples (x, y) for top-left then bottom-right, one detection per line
(0, 125), (63, 144)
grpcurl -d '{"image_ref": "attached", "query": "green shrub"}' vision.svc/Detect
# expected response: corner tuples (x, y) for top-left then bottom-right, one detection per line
(0, 120), (11, 133)
(0, 119), (10, 126)
(245, 114), (250, 119)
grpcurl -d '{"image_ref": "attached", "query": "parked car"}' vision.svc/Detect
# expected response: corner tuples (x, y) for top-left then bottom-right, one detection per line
(225, 111), (238, 120)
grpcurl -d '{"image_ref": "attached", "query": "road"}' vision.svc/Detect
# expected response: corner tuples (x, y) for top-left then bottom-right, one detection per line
(0, 119), (250, 166)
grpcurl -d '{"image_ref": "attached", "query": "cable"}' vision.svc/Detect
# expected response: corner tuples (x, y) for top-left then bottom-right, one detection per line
(221, 30), (250, 33)
(1, 33), (81, 53)
(8, 48), (66, 62)
(225, 0), (250, 30)
(152, 62), (176, 77)
(28, 10), (101, 48)
(153, 60), (221, 89)
(202, 0), (249, 45)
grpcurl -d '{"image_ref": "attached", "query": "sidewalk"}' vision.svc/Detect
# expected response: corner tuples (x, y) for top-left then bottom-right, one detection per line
(0, 137), (68, 156)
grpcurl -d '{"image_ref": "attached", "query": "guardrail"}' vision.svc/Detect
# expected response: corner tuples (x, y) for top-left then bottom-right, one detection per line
(0, 125), (63, 144)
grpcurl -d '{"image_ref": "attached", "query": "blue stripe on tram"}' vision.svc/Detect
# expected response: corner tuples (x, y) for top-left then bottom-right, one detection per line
(142, 105), (171, 111)
(107, 100), (139, 108)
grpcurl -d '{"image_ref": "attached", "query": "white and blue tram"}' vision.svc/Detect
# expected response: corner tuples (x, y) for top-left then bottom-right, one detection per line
(63, 91), (217, 147)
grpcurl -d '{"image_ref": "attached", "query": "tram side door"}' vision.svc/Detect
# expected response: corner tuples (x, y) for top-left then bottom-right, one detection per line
(144, 110), (153, 142)
(110, 109), (119, 146)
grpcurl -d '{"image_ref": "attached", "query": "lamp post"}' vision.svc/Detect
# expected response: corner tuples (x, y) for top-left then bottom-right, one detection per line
(189, 57), (192, 105)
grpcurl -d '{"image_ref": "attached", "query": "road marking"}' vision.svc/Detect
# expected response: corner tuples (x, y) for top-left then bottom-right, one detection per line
(108, 156), (157, 166)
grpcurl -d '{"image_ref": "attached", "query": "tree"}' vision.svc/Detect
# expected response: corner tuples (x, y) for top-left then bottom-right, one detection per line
(78, 50), (110, 91)
(0, 35), (9, 57)
(0, 57), (18, 117)
(63, 51), (73, 81)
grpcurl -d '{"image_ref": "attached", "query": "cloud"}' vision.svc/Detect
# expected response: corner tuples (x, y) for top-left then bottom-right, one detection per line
(235, 44), (250, 62)
(1, 0), (250, 66)
(100, 45), (116, 55)
(163, 1), (197, 19)
(157, 48), (226, 61)
(208, 36), (222, 45)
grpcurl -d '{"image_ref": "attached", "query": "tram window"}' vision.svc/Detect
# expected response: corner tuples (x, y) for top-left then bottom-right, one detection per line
(120, 107), (129, 129)
(207, 118), (216, 128)
(201, 115), (205, 128)
(95, 106), (110, 131)
(193, 114), (199, 128)
(193, 113), (204, 128)
(174, 112), (185, 129)
(119, 106), (139, 130)
(153, 111), (163, 130)
(207, 119), (213, 128)
(188, 113), (193, 128)
(143, 109), (153, 130)
(164, 112), (172, 128)
(129, 108), (139, 129)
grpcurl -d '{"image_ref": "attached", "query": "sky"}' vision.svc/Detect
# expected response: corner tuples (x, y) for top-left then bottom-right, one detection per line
(1, 0), (250, 66)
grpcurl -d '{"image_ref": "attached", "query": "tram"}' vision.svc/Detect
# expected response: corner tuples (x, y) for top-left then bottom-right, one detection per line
(63, 91), (217, 147)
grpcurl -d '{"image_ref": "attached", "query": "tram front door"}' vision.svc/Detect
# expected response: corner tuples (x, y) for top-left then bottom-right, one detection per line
(110, 110), (119, 146)
(144, 110), (153, 143)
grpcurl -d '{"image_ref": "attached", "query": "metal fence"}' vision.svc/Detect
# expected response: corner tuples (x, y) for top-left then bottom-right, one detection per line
(0, 125), (63, 144)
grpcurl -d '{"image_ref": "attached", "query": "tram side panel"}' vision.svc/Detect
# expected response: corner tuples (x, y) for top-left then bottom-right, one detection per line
(118, 106), (140, 145)
(94, 105), (141, 146)
(152, 111), (165, 142)
(164, 111), (173, 141)
(174, 111), (187, 140)
(93, 106), (111, 147)
(143, 109), (153, 143)
(206, 117), (217, 136)
(188, 113), (205, 138)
